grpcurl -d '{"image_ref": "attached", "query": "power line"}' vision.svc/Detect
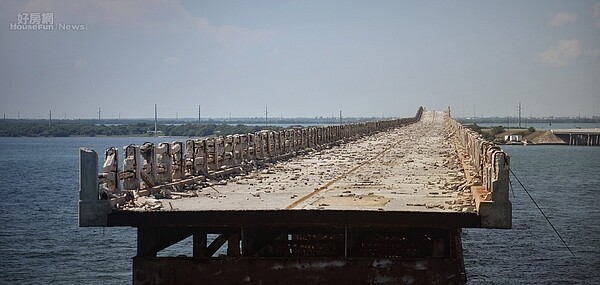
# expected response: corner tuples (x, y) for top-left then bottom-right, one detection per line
(510, 168), (575, 257)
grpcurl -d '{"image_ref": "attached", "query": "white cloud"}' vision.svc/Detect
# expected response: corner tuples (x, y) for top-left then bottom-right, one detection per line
(163, 56), (181, 65)
(549, 12), (577, 27)
(537, 40), (600, 67)
(594, 3), (600, 29)
(537, 40), (583, 66)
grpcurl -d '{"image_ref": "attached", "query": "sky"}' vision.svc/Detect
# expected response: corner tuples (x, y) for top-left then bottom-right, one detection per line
(1, 1), (599, 119)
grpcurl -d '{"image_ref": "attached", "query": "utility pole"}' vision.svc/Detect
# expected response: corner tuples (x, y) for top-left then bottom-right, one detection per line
(339, 110), (343, 125)
(98, 107), (101, 122)
(198, 105), (201, 123)
(518, 101), (522, 129)
(265, 107), (268, 126)
(49, 110), (52, 125)
(154, 104), (158, 135)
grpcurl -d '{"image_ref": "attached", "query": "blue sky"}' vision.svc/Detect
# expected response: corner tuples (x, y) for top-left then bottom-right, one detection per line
(1, 1), (599, 119)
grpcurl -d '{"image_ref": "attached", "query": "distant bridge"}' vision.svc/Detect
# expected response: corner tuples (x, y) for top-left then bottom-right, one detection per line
(552, 129), (600, 146)
(78, 107), (511, 284)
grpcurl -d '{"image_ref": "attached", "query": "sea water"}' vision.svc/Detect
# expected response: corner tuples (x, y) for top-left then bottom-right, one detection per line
(463, 145), (600, 284)
(0, 138), (598, 284)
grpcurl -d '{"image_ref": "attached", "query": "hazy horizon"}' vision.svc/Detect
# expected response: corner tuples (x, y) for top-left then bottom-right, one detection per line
(1, 1), (599, 119)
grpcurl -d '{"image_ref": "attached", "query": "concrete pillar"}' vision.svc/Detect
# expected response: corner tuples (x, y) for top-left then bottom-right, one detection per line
(80, 148), (99, 201)
(170, 141), (184, 180)
(123, 145), (141, 190)
(99, 147), (119, 195)
(140, 142), (157, 186)
(156, 142), (172, 183)
(79, 148), (111, 227)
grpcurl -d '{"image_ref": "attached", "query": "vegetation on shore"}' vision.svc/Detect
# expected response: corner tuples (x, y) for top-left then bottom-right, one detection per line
(465, 124), (536, 143)
(0, 120), (282, 137)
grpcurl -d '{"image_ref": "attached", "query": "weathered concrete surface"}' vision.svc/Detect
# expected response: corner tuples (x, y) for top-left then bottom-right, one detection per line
(78, 148), (111, 226)
(145, 110), (473, 213)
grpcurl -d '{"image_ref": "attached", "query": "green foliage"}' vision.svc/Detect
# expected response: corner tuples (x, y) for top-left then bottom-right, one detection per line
(528, 126), (536, 133)
(160, 124), (281, 137)
(465, 123), (496, 142)
(489, 125), (505, 136)
(465, 124), (482, 133)
(0, 120), (281, 137)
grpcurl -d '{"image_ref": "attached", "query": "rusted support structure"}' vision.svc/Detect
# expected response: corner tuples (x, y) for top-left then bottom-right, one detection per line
(446, 116), (512, 228)
(132, 226), (465, 284)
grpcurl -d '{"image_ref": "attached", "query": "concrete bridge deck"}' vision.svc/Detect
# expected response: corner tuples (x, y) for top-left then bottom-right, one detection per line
(78, 108), (511, 284)
(152, 110), (471, 213)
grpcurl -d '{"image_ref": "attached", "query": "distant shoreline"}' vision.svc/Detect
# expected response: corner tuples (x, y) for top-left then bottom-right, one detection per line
(0, 121), (283, 138)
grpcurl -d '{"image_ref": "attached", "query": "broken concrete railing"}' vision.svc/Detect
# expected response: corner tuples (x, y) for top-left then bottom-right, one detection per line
(446, 118), (512, 229)
(79, 107), (423, 226)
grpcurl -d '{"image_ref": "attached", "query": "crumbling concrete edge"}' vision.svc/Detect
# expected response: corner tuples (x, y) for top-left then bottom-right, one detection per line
(446, 114), (512, 229)
(79, 200), (111, 227)
(79, 148), (112, 227)
(472, 186), (512, 229)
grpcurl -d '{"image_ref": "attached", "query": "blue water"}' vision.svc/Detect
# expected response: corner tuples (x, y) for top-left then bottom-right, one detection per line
(0, 138), (598, 284)
(463, 145), (600, 284)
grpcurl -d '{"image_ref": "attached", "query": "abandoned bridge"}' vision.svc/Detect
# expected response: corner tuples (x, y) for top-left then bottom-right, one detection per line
(79, 107), (511, 284)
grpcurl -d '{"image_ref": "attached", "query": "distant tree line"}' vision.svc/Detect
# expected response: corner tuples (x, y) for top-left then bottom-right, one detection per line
(160, 124), (282, 137)
(0, 120), (281, 137)
(465, 124), (536, 142)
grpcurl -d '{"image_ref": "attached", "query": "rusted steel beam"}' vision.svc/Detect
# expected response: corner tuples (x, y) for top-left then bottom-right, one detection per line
(107, 210), (481, 228)
(133, 256), (465, 285)
(205, 233), (229, 257)
(137, 227), (192, 257)
(192, 231), (207, 258)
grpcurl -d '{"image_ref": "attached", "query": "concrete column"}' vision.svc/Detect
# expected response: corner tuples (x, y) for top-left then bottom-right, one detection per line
(140, 142), (157, 186)
(123, 145), (141, 191)
(170, 141), (184, 180)
(80, 148), (99, 202)
(155, 142), (172, 183)
(79, 148), (111, 227)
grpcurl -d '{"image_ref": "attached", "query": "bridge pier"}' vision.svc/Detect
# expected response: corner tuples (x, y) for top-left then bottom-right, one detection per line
(133, 226), (465, 285)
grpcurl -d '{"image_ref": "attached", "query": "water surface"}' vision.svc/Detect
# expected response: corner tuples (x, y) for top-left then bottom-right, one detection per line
(0, 138), (598, 284)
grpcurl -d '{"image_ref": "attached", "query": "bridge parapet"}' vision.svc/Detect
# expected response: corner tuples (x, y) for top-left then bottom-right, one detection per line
(446, 116), (512, 229)
(79, 108), (424, 226)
